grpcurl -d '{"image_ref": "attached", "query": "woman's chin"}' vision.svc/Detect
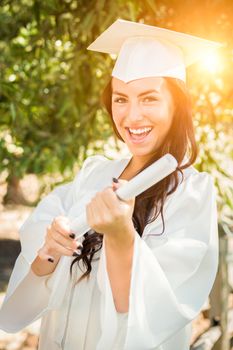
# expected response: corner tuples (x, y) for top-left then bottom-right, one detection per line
(127, 146), (158, 158)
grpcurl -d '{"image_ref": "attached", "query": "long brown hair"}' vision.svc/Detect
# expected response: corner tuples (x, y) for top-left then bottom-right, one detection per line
(70, 77), (198, 281)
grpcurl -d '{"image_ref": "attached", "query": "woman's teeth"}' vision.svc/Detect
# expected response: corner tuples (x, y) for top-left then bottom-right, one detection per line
(127, 127), (152, 142)
(128, 127), (152, 135)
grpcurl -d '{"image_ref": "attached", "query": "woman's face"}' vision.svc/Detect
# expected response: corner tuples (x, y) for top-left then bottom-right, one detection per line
(111, 77), (175, 162)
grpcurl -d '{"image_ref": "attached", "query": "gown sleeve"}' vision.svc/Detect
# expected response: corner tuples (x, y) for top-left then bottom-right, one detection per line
(96, 171), (219, 350)
(0, 155), (106, 333)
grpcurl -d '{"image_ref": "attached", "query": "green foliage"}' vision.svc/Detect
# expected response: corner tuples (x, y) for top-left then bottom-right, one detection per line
(0, 0), (232, 222)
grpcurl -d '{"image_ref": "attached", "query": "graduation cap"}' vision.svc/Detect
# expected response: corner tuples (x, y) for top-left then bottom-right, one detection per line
(87, 19), (223, 83)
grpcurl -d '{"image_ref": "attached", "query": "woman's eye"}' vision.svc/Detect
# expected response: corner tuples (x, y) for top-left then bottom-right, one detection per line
(113, 97), (127, 104)
(142, 96), (158, 102)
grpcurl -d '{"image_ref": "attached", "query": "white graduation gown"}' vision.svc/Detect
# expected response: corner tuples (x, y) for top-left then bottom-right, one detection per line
(0, 155), (219, 350)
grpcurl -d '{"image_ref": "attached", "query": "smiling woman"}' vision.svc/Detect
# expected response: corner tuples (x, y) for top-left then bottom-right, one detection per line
(0, 18), (222, 350)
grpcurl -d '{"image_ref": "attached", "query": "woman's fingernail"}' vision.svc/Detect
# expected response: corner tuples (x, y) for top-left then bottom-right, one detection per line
(74, 246), (82, 255)
(48, 257), (54, 263)
(72, 251), (80, 257)
(112, 177), (119, 183)
(69, 233), (76, 239)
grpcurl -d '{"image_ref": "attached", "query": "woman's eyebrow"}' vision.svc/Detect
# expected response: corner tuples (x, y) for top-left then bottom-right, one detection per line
(112, 89), (160, 97)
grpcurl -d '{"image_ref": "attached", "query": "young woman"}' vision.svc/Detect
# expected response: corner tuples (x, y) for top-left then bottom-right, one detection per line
(0, 19), (220, 350)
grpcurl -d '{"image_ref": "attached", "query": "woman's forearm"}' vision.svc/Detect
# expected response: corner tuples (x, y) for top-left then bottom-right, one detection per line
(104, 225), (135, 313)
(31, 255), (61, 276)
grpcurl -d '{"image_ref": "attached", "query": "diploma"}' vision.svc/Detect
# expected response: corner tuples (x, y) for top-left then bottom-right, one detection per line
(71, 153), (177, 239)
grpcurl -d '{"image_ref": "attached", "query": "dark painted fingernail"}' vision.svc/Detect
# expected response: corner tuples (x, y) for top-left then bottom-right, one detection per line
(69, 233), (76, 239)
(72, 251), (80, 257)
(112, 177), (119, 183)
(48, 258), (54, 263)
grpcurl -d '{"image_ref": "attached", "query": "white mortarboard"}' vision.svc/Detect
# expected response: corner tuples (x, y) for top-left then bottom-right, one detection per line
(87, 19), (223, 83)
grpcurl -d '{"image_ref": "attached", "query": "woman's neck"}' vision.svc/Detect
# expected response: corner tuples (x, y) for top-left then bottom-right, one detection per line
(118, 156), (149, 181)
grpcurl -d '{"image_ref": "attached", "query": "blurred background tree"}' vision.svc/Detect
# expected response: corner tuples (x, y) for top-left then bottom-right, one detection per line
(0, 0), (232, 223)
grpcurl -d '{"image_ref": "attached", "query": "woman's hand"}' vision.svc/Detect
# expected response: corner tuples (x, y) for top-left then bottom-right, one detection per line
(86, 178), (136, 244)
(38, 216), (82, 263)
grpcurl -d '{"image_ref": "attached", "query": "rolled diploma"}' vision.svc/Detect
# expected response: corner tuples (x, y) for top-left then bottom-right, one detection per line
(70, 153), (177, 239)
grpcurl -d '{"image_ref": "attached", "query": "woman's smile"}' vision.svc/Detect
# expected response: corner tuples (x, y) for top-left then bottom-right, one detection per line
(125, 126), (154, 144)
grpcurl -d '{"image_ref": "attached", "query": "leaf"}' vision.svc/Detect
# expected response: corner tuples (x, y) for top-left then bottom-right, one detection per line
(10, 103), (16, 122)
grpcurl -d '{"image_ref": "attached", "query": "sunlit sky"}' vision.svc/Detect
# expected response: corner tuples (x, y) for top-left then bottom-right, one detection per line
(200, 51), (221, 74)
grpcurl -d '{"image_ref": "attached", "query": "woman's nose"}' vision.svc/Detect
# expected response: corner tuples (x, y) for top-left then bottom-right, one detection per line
(127, 101), (143, 122)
